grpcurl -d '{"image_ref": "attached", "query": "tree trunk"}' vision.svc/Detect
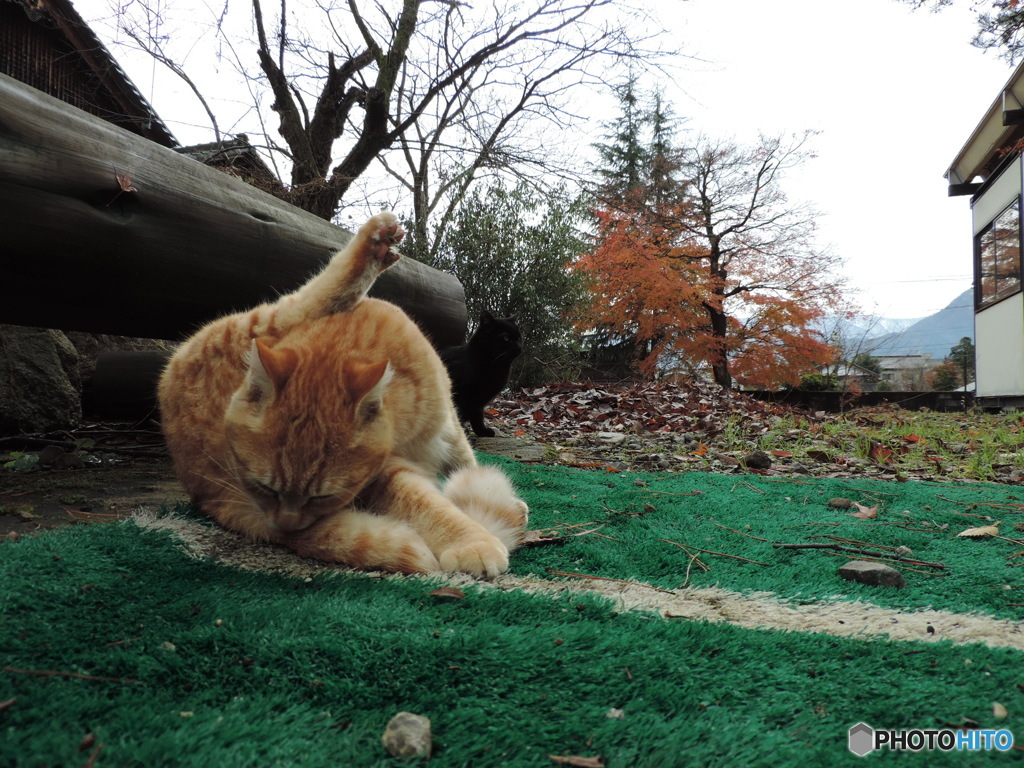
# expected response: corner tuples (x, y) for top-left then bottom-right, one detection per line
(707, 306), (733, 389)
(0, 75), (467, 347)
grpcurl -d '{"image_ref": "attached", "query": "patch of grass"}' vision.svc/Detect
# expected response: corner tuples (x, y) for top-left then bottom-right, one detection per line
(719, 407), (1024, 482)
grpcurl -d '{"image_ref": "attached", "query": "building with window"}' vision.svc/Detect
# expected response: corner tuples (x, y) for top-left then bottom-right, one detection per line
(946, 61), (1024, 408)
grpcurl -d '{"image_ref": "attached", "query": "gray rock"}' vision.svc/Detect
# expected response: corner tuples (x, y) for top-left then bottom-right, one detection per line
(382, 711), (432, 759)
(0, 325), (81, 435)
(838, 560), (907, 589)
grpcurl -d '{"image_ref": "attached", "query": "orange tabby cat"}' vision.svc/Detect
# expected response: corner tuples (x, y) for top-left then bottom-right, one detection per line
(158, 212), (528, 576)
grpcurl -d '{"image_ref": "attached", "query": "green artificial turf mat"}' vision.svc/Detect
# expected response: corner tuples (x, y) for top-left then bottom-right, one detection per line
(479, 456), (1024, 622)
(3, 517), (1024, 767)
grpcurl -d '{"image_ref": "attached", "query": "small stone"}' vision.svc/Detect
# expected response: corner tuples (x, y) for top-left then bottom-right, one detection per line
(606, 708), (625, 720)
(596, 432), (626, 445)
(894, 545), (914, 559)
(742, 450), (772, 470)
(827, 497), (853, 509)
(838, 560), (907, 589)
(382, 711), (432, 759)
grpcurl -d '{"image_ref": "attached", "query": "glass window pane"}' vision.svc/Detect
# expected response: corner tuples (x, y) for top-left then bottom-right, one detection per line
(977, 199), (1021, 307)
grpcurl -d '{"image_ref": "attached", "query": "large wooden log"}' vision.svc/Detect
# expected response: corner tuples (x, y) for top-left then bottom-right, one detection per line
(0, 74), (467, 347)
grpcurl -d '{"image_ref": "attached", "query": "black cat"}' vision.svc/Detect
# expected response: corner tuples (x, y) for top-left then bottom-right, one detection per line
(441, 312), (522, 437)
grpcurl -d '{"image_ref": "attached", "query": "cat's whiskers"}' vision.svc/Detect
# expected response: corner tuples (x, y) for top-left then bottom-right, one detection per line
(193, 471), (247, 498)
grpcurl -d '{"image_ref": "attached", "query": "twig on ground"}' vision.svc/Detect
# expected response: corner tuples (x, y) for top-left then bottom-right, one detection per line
(844, 487), (900, 497)
(712, 522), (772, 542)
(733, 481), (766, 495)
(817, 550), (949, 576)
(774, 542), (947, 570)
(83, 744), (103, 768)
(660, 539), (772, 566)
(678, 550), (709, 589)
(640, 490), (705, 497)
(521, 525), (606, 548)
(938, 496), (1024, 512)
(814, 535), (900, 551)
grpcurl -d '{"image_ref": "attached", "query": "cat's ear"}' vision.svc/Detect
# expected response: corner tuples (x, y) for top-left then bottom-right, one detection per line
(248, 339), (298, 402)
(479, 311), (494, 324)
(348, 359), (392, 419)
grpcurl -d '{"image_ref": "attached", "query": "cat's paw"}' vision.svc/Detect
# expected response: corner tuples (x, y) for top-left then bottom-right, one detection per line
(437, 536), (509, 579)
(359, 211), (405, 270)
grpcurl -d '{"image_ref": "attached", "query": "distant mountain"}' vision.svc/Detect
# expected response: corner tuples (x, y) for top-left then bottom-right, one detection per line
(813, 313), (921, 351)
(865, 289), (974, 360)
(835, 314), (921, 339)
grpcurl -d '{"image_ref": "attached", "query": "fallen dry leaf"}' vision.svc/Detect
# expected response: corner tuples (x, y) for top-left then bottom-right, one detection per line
(549, 756), (604, 768)
(427, 587), (466, 600)
(115, 170), (137, 193)
(848, 503), (878, 520)
(520, 526), (604, 548)
(869, 442), (894, 464)
(957, 523), (1001, 539)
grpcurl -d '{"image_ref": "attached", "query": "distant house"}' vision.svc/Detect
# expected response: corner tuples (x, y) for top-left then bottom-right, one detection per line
(875, 354), (934, 392)
(0, 0), (176, 146)
(946, 61), (1024, 408)
(820, 362), (880, 391)
(179, 134), (288, 200)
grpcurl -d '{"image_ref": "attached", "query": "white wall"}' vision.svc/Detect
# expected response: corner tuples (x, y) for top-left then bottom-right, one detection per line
(972, 158), (1024, 399)
(976, 293), (1024, 397)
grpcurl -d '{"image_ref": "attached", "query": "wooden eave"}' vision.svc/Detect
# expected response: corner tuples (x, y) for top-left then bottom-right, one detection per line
(946, 60), (1024, 196)
(17, 0), (178, 147)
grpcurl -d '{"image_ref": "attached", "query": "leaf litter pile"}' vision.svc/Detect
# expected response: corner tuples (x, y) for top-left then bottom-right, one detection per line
(487, 380), (1024, 484)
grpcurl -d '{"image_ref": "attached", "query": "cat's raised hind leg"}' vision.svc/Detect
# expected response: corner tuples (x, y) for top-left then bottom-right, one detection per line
(273, 211), (405, 329)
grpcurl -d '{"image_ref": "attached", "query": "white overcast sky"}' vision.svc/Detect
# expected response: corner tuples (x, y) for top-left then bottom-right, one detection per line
(73, 0), (1017, 319)
(652, 0), (1014, 319)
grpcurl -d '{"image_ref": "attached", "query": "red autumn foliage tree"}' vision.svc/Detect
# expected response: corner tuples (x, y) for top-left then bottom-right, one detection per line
(578, 131), (844, 389)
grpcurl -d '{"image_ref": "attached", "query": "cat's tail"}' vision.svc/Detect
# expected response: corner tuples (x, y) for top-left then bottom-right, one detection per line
(443, 466), (529, 551)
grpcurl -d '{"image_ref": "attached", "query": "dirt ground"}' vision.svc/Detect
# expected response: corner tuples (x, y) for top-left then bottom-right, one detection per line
(0, 424), (186, 539)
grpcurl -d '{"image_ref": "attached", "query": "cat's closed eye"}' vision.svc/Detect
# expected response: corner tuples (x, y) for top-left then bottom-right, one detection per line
(250, 481), (279, 499)
(306, 494), (336, 506)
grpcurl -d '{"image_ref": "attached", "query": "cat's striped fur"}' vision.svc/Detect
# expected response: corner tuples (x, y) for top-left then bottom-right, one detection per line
(158, 212), (527, 576)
